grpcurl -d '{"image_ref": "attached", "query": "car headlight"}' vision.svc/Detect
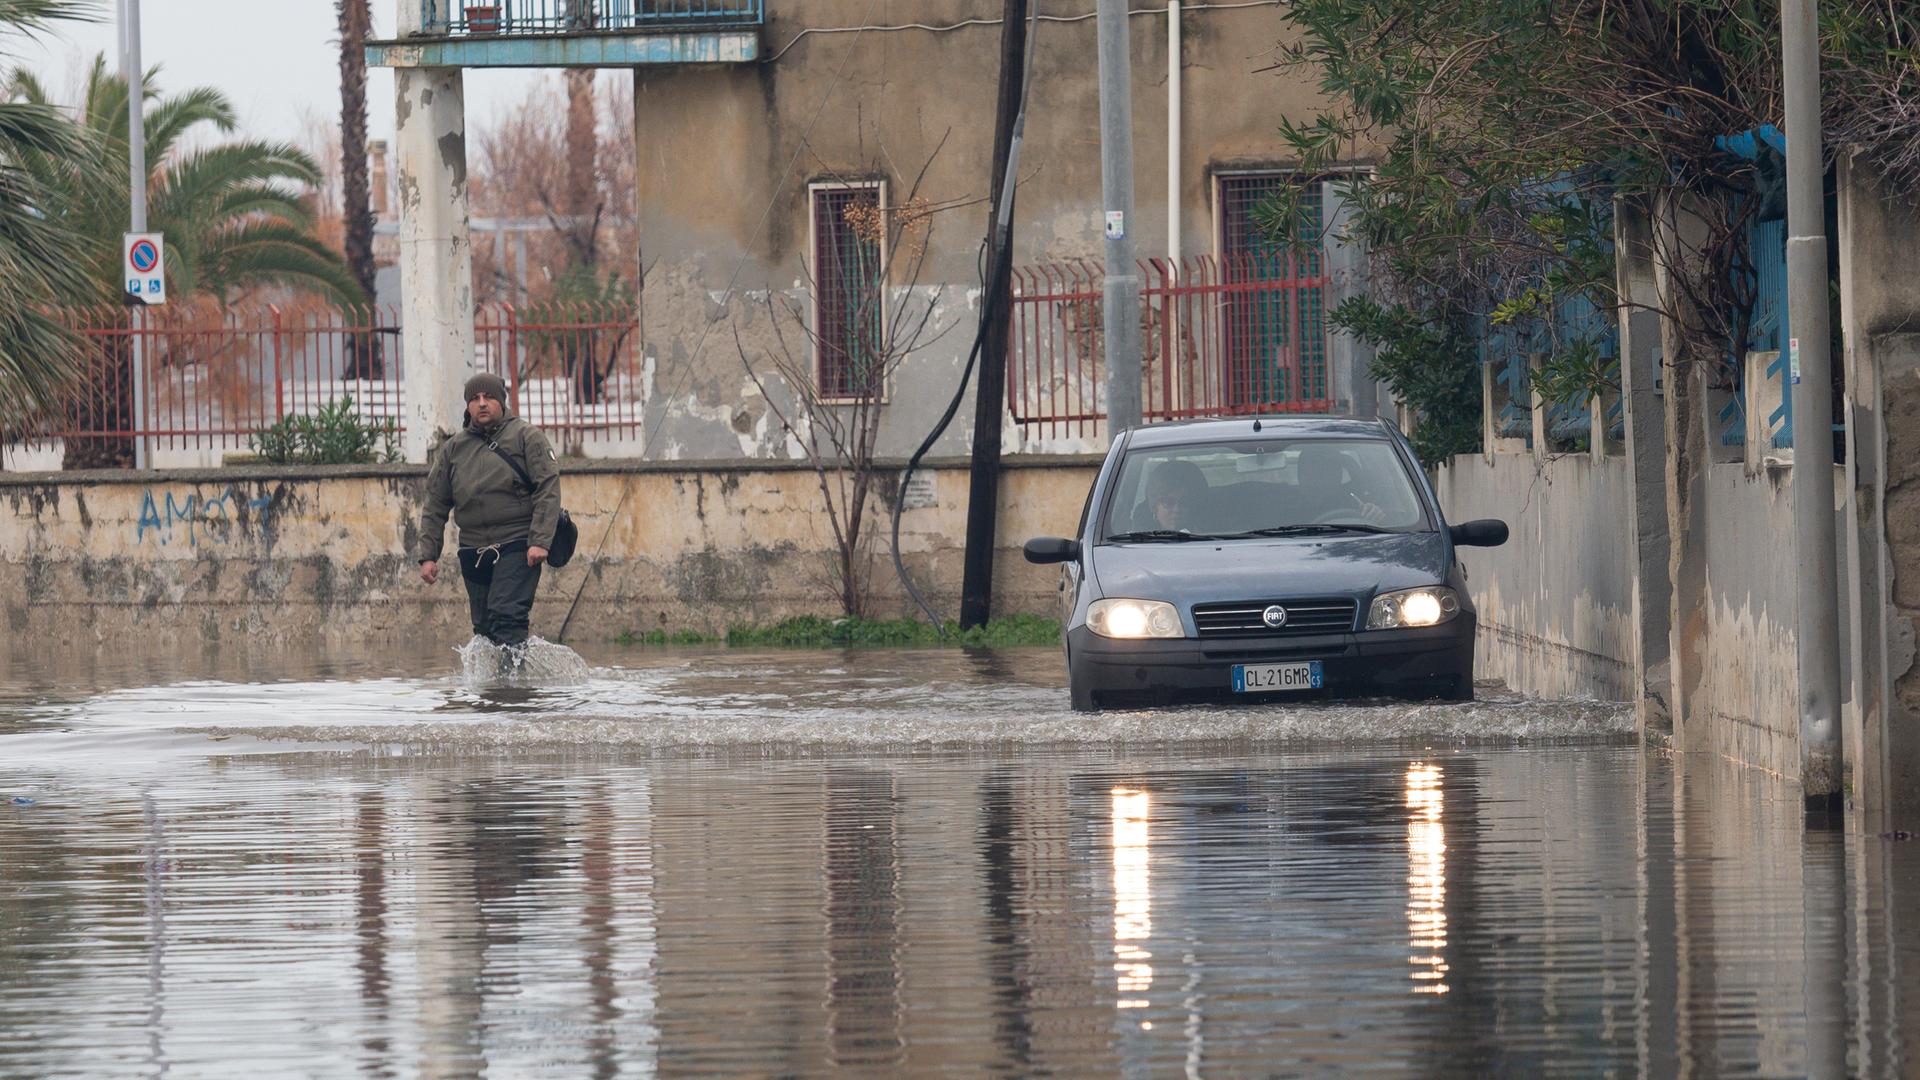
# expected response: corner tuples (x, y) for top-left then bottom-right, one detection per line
(1366, 587), (1461, 630)
(1087, 598), (1184, 639)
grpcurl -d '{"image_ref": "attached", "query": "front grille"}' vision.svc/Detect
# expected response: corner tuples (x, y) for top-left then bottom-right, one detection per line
(1192, 598), (1358, 638)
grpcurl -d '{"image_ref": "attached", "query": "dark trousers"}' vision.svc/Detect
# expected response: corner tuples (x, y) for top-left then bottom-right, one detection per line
(457, 540), (542, 646)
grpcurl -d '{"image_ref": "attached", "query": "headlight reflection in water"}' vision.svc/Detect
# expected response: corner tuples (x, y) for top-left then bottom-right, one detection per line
(1111, 788), (1153, 1010)
(1405, 763), (1449, 995)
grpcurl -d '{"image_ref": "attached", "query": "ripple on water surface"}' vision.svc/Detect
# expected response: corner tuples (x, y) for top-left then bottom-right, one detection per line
(0, 643), (1907, 1078)
(0, 646), (1634, 760)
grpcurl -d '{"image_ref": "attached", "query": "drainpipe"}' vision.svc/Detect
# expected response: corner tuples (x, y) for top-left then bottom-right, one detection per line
(1167, 0), (1181, 265)
(1781, 0), (1842, 814)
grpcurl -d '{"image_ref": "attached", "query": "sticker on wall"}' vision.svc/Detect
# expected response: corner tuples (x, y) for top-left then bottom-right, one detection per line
(900, 473), (938, 511)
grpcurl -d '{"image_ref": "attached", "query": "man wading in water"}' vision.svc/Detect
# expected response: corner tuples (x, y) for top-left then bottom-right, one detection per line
(414, 374), (562, 651)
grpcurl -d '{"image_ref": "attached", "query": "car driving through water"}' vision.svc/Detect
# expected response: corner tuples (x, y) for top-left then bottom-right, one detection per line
(1024, 416), (1509, 711)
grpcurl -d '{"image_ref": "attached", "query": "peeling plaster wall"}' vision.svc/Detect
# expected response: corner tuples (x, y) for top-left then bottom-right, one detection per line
(1838, 155), (1920, 828)
(630, 1), (1346, 461)
(0, 460), (1097, 646)
(1695, 464), (1806, 779)
(1875, 335), (1920, 800)
(1434, 452), (1636, 701)
(1437, 445), (1849, 777)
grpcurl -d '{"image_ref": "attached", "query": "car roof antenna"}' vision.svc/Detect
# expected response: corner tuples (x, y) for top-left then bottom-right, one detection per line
(1252, 419), (1263, 432)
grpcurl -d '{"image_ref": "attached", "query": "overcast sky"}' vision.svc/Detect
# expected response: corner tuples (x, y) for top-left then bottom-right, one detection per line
(12, 1), (552, 149)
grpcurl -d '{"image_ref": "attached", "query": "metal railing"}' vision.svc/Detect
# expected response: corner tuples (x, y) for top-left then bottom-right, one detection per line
(8, 305), (404, 463)
(421, 0), (763, 35)
(476, 301), (645, 444)
(7, 303), (642, 463)
(1008, 255), (1336, 440)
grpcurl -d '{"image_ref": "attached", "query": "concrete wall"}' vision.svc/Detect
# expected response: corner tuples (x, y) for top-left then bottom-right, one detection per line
(629, 1), (1360, 460)
(0, 459), (1097, 646)
(1694, 464), (1809, 778)
(1440, 440), (1850, 785)
(1837, 155), (1920, 829)
(1435, 452), (1636, 701)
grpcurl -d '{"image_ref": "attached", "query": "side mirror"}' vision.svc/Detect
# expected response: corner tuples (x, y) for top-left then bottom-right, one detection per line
(1023, 537), (1082, 564)
(1449, 519), (1509, 548)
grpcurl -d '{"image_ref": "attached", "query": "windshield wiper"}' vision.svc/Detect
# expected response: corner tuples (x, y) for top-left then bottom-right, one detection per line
(1235, 523), (1399, 537)
(1104, 529), (1225, 543)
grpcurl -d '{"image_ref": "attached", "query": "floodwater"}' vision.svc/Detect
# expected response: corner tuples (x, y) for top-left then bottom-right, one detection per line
(1, 640), (1915, 1077)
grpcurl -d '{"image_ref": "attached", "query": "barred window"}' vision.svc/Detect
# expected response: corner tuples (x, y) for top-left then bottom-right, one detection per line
(1216, 174), (1329, 407)
(811, 183), (886, 400)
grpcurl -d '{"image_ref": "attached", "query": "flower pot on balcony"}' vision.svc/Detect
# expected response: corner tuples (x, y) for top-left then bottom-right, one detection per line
(464, 4), (501, 32)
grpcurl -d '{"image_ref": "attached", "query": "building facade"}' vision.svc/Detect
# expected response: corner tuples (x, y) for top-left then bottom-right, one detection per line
(373, 1), (1380, 462)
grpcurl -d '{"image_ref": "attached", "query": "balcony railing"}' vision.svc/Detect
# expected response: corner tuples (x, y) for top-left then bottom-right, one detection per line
(421, 0), (763, 36)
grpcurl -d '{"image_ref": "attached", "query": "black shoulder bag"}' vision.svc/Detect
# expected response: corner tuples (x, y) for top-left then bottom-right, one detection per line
(486, 440), (578, 568)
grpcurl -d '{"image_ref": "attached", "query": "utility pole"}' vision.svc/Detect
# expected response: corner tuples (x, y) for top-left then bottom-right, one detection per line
(122, 0), (149, 470)
(959, 0), (1033, 630)
(1781, 0), (1842, 813)
(1097, 0), (1142, 434)
(1167, 0), (1181, 265)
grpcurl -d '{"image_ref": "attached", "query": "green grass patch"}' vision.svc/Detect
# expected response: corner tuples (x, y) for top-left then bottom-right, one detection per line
(612, 628), (713, 646)
(613, 614), (1060, 649)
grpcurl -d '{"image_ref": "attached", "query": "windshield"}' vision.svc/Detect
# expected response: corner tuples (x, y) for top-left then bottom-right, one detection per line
(1102, 438), (1429, 541)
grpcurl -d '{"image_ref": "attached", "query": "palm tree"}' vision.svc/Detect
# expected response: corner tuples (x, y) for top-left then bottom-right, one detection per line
(0, 0), (93, 442)
(10, 57), (360, 466)
(336, 0), (382, 379)
(14, 58), (360, 304)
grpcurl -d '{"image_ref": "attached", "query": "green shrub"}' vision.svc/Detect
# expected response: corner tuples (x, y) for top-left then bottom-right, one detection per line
(252, 396), (400, 465)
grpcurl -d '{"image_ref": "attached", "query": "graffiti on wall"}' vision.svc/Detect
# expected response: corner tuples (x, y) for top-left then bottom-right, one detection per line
(136, 487), (275, 546)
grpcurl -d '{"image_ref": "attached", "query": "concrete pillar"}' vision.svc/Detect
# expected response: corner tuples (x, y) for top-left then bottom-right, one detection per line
(1744, 350), (1787, 472)
(1324, 180), (1377, 417)
(1615, 198), (1672, 737)
(395, 59), (474, 463)
(1614, 198), (1678, 740)
(1837, 154), (1920, 831)
(1651, 194), (1713, 749)
(1590, 383), (1623, 460)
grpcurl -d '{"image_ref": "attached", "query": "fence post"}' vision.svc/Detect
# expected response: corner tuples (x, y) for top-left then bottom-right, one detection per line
(1289, 249), (1306, 407)
(504, 304), (519, 411)
(1154, 261), (1174, 419)
(1529, 352), (1549, 460)
(271, 305), (285, 422)
(1482, 361), (1498, 465)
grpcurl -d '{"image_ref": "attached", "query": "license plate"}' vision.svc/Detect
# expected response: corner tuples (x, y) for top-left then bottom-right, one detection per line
(1232, 661), (1323, 693)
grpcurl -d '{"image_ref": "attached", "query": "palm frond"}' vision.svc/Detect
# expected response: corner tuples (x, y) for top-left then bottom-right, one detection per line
(0, 0), (93, 44)
(142, 83), (235, 159)
(200, 220), (363, 303)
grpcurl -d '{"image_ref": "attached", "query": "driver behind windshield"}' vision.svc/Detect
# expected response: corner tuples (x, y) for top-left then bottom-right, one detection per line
(1294, 444), (1388, 526)
(1146, 459), (1207, 531)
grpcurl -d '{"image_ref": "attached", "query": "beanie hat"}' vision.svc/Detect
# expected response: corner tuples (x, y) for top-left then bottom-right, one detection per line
(463, 373), (508, 403)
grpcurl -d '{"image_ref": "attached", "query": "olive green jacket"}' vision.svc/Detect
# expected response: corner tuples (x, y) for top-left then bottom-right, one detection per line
(413, 412), (561, 562)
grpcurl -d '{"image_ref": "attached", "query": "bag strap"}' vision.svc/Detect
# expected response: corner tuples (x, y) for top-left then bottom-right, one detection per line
(485, 436), (536, 494)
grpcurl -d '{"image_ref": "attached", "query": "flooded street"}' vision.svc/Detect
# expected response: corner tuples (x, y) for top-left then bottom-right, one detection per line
(1, 642), (1915, 1076)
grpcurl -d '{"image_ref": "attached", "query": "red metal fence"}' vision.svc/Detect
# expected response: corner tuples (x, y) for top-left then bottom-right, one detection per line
(9, 303), (641, 462)
(1008, 253), (1335, 439)
(476, 301), (645, 445)
(12, 266), (1321, 461)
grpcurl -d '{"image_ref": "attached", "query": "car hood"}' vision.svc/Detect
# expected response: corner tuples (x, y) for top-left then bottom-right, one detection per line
(1089, 532), (1450, 603)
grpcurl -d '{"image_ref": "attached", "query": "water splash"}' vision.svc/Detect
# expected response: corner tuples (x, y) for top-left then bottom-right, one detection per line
(454, 635), (591, 688)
